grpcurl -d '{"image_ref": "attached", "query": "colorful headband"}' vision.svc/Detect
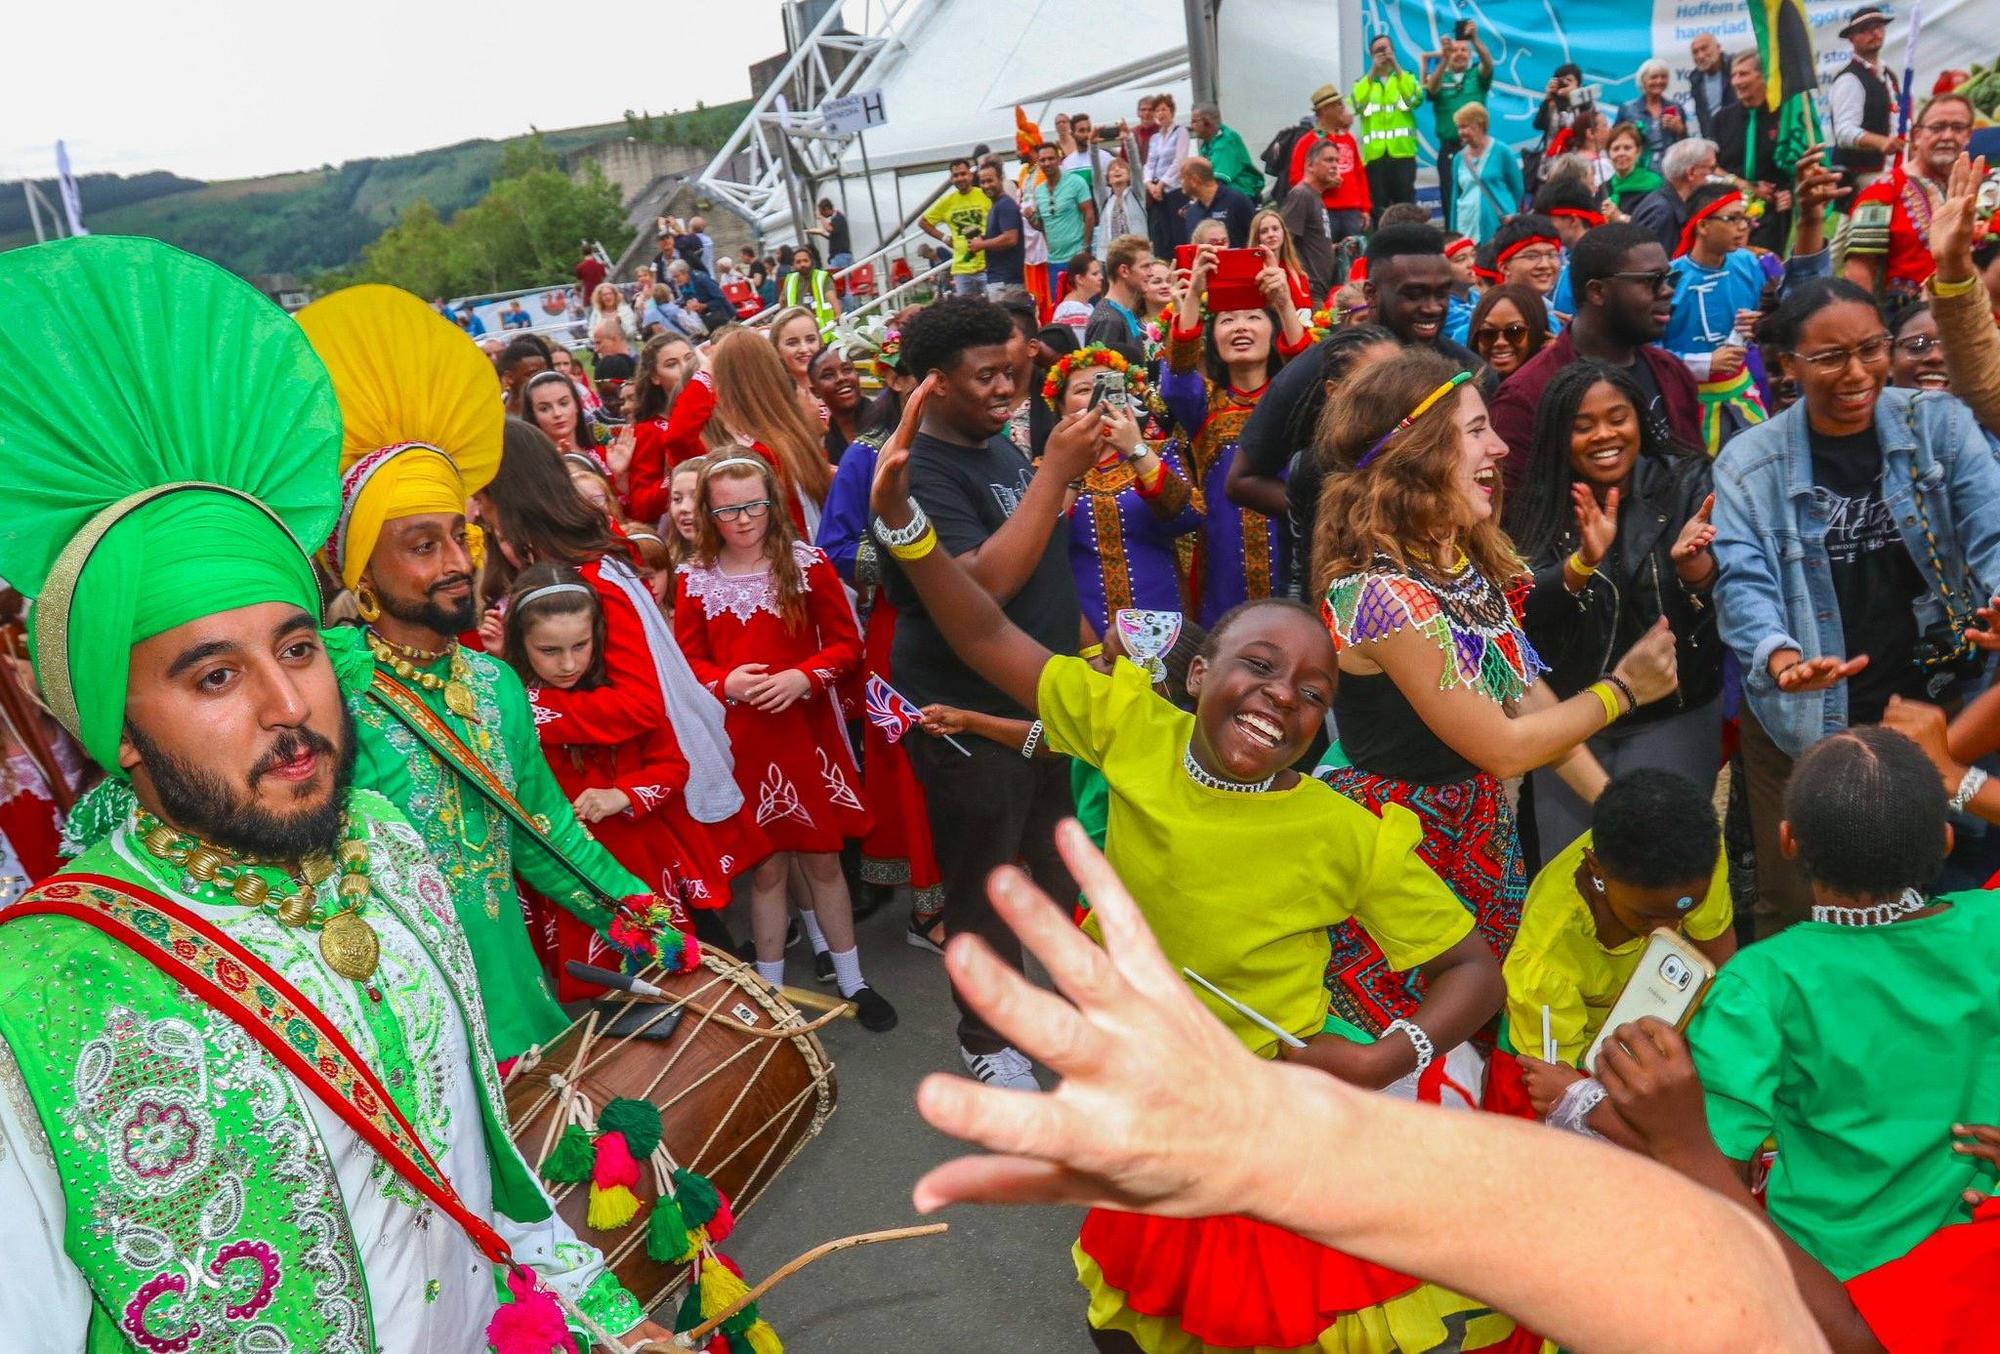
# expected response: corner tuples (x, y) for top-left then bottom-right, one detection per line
(1547, 206), (1606, 227)
(1444, 237), (1477, 259)
(1039, 344), (1151, 410)
(1356, 370), (1474, 469)
(517, 582), (593, 608)
(1496, 234), (1561, 269)
(1675, 190), (1745, 258)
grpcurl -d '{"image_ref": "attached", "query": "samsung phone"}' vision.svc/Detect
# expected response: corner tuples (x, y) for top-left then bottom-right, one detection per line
(1582, 928), (1716, 1074)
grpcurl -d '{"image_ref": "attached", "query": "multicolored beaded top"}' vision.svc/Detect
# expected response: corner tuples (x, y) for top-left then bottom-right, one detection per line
(1322, 554), (1545, 706)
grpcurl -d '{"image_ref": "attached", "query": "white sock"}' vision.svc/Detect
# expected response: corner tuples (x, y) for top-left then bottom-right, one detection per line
(829, 946), (866, 997)
(797, 907), (830, 955)
(754, 958), (786, 989)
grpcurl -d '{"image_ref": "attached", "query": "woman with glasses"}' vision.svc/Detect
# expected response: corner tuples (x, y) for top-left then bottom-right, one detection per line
(1450, 102), (1522, 244)
(1506, 359), (1722, 854)
(1887, 298), (1950, 392)
(1713, 276), (2000, 936)
(1465, 283), (1550, 379)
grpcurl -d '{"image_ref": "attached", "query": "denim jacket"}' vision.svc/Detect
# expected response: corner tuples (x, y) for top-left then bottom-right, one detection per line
(1712, 387), (2000, 758)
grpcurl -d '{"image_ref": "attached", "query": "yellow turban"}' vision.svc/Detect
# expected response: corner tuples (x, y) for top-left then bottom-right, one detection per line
(295, 284), (503, 589)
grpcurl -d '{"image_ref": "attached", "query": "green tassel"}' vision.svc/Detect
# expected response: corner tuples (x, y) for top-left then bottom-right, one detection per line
(645, 1194), (693, 1263)
(673, 1167), (722, 1229)
(725, 1332), (756, 1354)
(597, 1097), (663, 1159)
(720, 1303), (761, 1336)
(674, 1280), (704, 1332)
(540, 1123), (595, 1184)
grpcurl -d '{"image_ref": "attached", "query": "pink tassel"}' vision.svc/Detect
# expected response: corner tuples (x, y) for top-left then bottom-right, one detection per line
(486, 1268), (578, 1354)
(591, 1131), (642, 1190)
(676, 932), (703, 973)
(705, 1191), (737, 1243)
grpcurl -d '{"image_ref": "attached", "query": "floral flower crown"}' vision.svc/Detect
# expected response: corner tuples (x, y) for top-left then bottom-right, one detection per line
(1040, 344), (1150, 410)
(872, 331), (903, 376)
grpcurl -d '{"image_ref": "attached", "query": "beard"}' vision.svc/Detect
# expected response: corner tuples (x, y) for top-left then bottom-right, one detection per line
(128, 704), (358, 861)
(379, 571), (478, 637)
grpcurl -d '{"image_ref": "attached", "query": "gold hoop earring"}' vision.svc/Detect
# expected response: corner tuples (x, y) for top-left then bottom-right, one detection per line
(355, 582), (382, 624)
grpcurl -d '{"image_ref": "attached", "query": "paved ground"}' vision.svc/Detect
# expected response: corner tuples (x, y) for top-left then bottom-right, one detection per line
(685, 891), (1092, 1352)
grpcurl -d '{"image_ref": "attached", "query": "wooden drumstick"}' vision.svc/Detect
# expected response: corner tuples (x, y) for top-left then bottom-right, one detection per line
(778, 984), (856, 1018)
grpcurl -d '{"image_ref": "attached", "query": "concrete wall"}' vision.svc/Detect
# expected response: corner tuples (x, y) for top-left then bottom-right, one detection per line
(573, 140), (711, 207)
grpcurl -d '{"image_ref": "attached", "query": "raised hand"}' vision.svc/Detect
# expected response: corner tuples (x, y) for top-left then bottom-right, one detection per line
(869, 372), (937, 529)
(1611, 616), (1680, 706)
(1043, 405), (1112, 482)
(1571, 483), (1619, 569)
(1671, 493), (1717, 585)
(1931, 153), (1989, 279)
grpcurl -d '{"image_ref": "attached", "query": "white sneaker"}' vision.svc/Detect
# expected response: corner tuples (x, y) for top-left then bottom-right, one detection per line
(960, 1044), (1038, 1091)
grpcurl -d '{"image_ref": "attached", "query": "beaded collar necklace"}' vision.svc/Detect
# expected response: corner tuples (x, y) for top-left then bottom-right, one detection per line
(1811, 888), (1929, 928)
(1182, 746), (1276, 793)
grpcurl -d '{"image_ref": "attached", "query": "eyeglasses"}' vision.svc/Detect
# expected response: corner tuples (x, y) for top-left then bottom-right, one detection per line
(1788, 334), (1894, 371)
(709, 499), (773, 522)
(1919, 120), (1973, 135)
(1508, 248), (1562, 267)
(1608, 269), (1679, 293)
(1472, 322), (1533, 349)
(1710, 212), (1750, 226)
(1894, 334), (1943, 357)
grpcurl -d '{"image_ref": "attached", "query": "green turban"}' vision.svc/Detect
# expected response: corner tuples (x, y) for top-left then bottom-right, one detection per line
(0, 237), (342, 773)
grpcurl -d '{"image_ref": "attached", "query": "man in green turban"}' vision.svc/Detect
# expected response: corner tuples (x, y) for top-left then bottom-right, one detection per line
(0, 238), (671, 1351)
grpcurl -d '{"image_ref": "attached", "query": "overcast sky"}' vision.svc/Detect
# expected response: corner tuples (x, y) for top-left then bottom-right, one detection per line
(1, 0), (792, 183)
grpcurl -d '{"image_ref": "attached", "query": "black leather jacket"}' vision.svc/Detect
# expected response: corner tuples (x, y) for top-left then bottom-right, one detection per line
(1520, 451), (1722, 724)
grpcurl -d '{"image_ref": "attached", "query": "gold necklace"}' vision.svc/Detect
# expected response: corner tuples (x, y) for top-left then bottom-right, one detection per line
(136, 811), (380, 981)
(366, 629), (478, 721)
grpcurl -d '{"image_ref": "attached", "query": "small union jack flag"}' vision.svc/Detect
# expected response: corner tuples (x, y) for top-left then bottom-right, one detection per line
(864, 673), (924, 744)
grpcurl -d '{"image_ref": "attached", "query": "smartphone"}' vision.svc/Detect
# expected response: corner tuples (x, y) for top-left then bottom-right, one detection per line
(1172, 245), (1267, 313)
(1454, 18), (1474, 38)
(1582, 929), (1716, 1074)
(1087, 370), (1128, 413)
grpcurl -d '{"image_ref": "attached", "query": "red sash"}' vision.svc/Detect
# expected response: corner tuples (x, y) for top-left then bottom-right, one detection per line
(7, 873), (522, 1269)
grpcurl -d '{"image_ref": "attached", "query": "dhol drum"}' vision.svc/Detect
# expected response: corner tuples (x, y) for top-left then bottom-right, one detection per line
(504, 948), (839, 1310)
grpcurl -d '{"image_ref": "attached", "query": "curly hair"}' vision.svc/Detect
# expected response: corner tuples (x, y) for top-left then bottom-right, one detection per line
(692, 454), (811, 631)
(900, 296), (1017, 381)
(1312, 348), (1523, 597)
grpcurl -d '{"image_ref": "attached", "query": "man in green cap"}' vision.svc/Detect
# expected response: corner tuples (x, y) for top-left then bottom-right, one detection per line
(0, 238), (673, 1350)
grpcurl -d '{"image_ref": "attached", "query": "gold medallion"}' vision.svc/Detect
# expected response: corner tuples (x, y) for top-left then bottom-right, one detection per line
(320, 908), (381, 981)
(444, 679), (476, 720)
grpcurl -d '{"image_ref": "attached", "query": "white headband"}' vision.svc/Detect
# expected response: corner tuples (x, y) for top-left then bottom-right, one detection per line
(706, 456), (768, 475)
(517, 582), (594, 609)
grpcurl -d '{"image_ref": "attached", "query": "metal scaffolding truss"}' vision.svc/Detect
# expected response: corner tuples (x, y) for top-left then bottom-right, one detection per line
(695, 0), (924, 241)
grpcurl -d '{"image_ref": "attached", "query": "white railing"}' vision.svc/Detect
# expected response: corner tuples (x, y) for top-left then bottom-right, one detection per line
(695, 0), (927, 241)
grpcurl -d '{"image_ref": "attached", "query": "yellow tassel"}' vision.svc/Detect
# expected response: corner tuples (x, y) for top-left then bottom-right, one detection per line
(677, 1227), (705, 1263)
(586, 1182), (641, 1231)
(699, 1262), (752, 1320)
(745, 1317), (784, 1354)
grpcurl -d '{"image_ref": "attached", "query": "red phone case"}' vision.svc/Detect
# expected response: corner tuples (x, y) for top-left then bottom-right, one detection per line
(1174, 245), (1268, 313)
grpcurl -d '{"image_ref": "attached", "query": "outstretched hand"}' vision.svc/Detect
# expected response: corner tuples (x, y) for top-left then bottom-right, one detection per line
(1930, 154), (1989, 278)
(1571, 484), (1619, 569)
(912, 820), (1345, 1218)
(1670, 494), (1717, 585)
(870, 373), (938, 530)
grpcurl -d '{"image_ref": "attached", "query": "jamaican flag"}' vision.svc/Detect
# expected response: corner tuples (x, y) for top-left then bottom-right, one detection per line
(1748, 0), (1825, 172)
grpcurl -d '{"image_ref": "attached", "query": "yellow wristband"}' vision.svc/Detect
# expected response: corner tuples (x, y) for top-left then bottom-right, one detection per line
(1078, 643), (1104, 660)
(1930, 273), (1979, 299)
(1587, 680), (1622, 726)
(887, 526), (939, 562)
(1566, 551), (1596, 579)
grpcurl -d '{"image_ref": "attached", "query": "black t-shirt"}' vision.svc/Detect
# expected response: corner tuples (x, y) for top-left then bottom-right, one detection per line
(1809, 424), (1926, 722)
(983, 195), (1026, 285)
(883, 429), (1081, 717)
(825, 211), (852, 256)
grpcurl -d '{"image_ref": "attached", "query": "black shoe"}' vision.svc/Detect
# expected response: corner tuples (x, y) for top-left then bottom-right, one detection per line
(813, 949), (835, 984)
(734, 937), (757, 963)
(851, 882), (896, 922)
(847, 985), (898, 1032)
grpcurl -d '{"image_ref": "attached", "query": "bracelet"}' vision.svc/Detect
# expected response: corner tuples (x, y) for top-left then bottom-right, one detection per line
(1565, 551), (1597, 580)
(1020, 720), (1044, 758)
(1384, 1018), (1434, 1075)
(872, 500), (931, 549)
(1931, 273), (1980, 299)
(1586, 680), (1623, 727)
(1602, 672), (1637, 714)
(1949, 765), (1989, 814)
(885, 525), (939, 562)
(1546, 1076), (1609, 1138)
(1078, 643), (1104, 661)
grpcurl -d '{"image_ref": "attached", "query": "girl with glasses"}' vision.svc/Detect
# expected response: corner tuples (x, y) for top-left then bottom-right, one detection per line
(673, 455), (897, 1029)
(1465, 283), (1550, 379)
(1505, 358), (1723, 854)
(1886, 297), (1950, 393)
(1713, 277), (2000, 937)
(1663, 182), (1778, 452)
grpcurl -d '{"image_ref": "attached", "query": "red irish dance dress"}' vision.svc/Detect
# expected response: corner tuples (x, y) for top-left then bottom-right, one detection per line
(674, 542), (871, 854)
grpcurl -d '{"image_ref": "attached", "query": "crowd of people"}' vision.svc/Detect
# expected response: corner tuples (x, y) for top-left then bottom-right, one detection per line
(2, 7), (2000, 1350)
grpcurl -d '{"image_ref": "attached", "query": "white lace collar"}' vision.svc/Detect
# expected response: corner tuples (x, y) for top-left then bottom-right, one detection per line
(680, 541), (819, 622)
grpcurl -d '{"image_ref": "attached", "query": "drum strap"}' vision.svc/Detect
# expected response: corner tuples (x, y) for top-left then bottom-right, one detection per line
(367, 668), (615, 905)
(6, 873), (522, 1269)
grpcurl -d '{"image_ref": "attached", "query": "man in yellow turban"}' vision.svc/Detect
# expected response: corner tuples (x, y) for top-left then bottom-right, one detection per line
(300, 284), (697, 1065)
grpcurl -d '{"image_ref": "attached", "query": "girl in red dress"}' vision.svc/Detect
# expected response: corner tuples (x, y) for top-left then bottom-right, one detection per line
(502, 562), (740, 1000)
(703, 329), (834, 537)
(673, 454), (897, 1031)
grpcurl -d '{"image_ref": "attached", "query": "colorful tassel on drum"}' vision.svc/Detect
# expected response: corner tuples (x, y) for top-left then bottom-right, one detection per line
(672, 1166), (723, 1230)
(585, 1098), (664, 1232)
(486, 1266), (579, 1354)
(539, 1123), (595, 1186)
(644, 1192), (697, 1264)
(700, 1258), (784, 1354)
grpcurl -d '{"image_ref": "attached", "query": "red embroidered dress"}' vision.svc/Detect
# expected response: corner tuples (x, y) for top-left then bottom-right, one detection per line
(673, 543), (871, 854)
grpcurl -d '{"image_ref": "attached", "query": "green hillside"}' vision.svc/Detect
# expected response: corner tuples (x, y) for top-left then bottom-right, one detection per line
(0, 102), (748, 278)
